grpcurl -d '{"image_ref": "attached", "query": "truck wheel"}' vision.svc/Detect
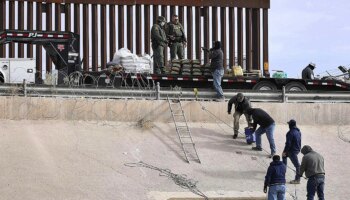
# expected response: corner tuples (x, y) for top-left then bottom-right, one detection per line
(285, 82), (307, 91)
(253, 81), (277, 91)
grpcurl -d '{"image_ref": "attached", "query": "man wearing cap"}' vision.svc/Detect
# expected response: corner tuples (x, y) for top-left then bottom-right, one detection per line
(246, 108), (276, 157)
(151, 16), (168, 74)
(165, 14), (187, 60)
(302, 63), (316, 79)
(282, 119), (302, 184)
(300, 145), (325, 200)
(227, 93), (252, 139)
(264, 155), (287, 200)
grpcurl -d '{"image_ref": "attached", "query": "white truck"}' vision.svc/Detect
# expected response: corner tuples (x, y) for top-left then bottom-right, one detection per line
(0, 58), (36, 84)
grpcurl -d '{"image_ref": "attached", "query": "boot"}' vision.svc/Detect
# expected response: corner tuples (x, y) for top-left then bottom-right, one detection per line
(290, 179), (300, 184)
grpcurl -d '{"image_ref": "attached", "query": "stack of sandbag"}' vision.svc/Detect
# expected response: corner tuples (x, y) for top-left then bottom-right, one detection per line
(170, 59), (181, 75)
(107, 48), (152, 74)
(202, 63), (212, 76)
(190, 60), (201, 76)
(181, 59), (192, 75)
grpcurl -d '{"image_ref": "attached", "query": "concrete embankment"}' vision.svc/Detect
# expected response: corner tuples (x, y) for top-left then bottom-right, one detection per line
(0, 96), (348, 125)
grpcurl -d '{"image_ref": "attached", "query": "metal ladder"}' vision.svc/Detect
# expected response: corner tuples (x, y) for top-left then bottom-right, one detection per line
(167, 97), (201, 163)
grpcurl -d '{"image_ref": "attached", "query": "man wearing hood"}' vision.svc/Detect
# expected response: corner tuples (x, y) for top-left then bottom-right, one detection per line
(302, 63), (316, 79)
(264, 155), (286, 200)
(282, 119), (302, 184)
(300, 145), (325, 200)
(204, 41), (224, 101)
(227, 93), (252, 139)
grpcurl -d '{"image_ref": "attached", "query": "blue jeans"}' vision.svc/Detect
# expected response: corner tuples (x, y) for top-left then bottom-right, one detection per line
(307, 175), (325, 200)
(282, 152), (300, 180)
(255, 123), (276, 154)
(268, 184), (286, 200)
(212, 69), (224, 98)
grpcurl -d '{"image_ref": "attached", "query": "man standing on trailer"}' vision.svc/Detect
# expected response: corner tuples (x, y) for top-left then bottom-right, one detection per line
(151, 16), (168, 74)
(227, 93), (252, 139)
(302, 63), (316, 79)
(203, 41), (225, 101)
(166, 14), (187, 61)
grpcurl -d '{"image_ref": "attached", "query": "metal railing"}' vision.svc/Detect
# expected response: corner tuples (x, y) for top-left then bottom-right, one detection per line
(1, 81), (350, 103)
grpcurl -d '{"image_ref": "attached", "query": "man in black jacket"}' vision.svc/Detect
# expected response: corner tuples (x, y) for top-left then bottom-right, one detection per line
(246, 108), (276, 157)
(227, 93), (252, 139)
(264, 155), (286, 200)
(203, 41), (224, 101)
(282, 119), (302, 184)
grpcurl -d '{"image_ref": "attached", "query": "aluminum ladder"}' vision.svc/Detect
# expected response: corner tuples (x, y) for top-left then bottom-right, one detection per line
(167, 97), (201, 163)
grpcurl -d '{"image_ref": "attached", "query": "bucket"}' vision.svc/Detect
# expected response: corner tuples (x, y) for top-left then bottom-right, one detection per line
(244, 127), (256, 144)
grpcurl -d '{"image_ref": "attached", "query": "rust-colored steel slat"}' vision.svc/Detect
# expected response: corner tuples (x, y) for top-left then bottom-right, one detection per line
(186, 6), (193, 60)
(118, 5), (125, 49)
(18, 0), (270, 8)
(9, 1), (15, 58)
(36, 2), (43, 73)
(0, 0), (6, 57)
(245, 8), (252, 72)
(195, 6), (201, 62)
(252, 8), (260, 71)
(263, 8), (269, 77)
(178, 6), (184, 25)
(170, 5), (175, 17)
(18, 1), (24, 57)
(203, 6), (209, 64)
(27, 2), (34, 57)
(101, 4), (107, 69)
(237, 7), (243, 67)
(228, 7), (235, 68)
(109, 5), (116, 60)
(221, 7), (227, 69)
(136, 4), (142, 55)
(153, 5), (159, 25)
(161, 5), (167, 63)
(55, 3), (62, 31)
(65, 3), (71, 31)
(127, 5), (133, 52)
(74, 3), (80, 34)
(212, 6), (218, 42)
(83, 4), (89, 71)
(144, 5), (150, 54)
(46, 3), (53, 72)
(92, 4), (98, 71)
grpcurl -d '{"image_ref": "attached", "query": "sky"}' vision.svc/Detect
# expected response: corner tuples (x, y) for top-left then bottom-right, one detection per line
(269, 0), (350, 78)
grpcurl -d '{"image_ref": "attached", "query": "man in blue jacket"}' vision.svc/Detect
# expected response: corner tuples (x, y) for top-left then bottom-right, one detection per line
(282, 119), (302, 184)
(264, 155), (286, 200)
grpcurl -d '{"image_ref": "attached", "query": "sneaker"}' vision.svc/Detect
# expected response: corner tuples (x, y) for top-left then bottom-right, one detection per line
(252, 147), (263, 151)
(268, 153), (276, 158)
(290, 180), (300, 184)
(214, 97), (225, 102)
(232, 134), (238, 139)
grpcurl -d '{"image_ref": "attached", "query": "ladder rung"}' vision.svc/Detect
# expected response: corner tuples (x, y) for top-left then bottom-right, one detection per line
(182, 142), (195, 145)
(180, 136), (191, 138)
(173, 114), (184, 116)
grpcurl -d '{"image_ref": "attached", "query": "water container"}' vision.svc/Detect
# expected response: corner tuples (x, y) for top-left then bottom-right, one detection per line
(244, 127), (256, 144)
(272, 71), (287, 78)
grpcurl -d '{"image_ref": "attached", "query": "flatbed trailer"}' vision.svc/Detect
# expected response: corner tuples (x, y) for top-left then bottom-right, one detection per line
(1, 29), (350, 92)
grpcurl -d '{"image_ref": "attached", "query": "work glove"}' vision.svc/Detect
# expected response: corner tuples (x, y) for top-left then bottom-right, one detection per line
(263, 186), (267, 193)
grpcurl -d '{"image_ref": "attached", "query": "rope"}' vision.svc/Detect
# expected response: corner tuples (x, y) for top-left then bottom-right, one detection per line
(124, 161), (208, 200)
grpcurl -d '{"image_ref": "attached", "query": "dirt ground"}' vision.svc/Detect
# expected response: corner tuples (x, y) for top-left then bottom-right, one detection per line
(0, 120), (349, 200)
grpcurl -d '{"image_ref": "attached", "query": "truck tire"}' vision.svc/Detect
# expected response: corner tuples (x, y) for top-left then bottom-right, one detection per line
(253, 81), (277, 91)
(285, 82), (307, 91)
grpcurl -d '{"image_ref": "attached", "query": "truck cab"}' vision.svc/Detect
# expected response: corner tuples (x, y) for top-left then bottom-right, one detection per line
(0, 58), (36, 84)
